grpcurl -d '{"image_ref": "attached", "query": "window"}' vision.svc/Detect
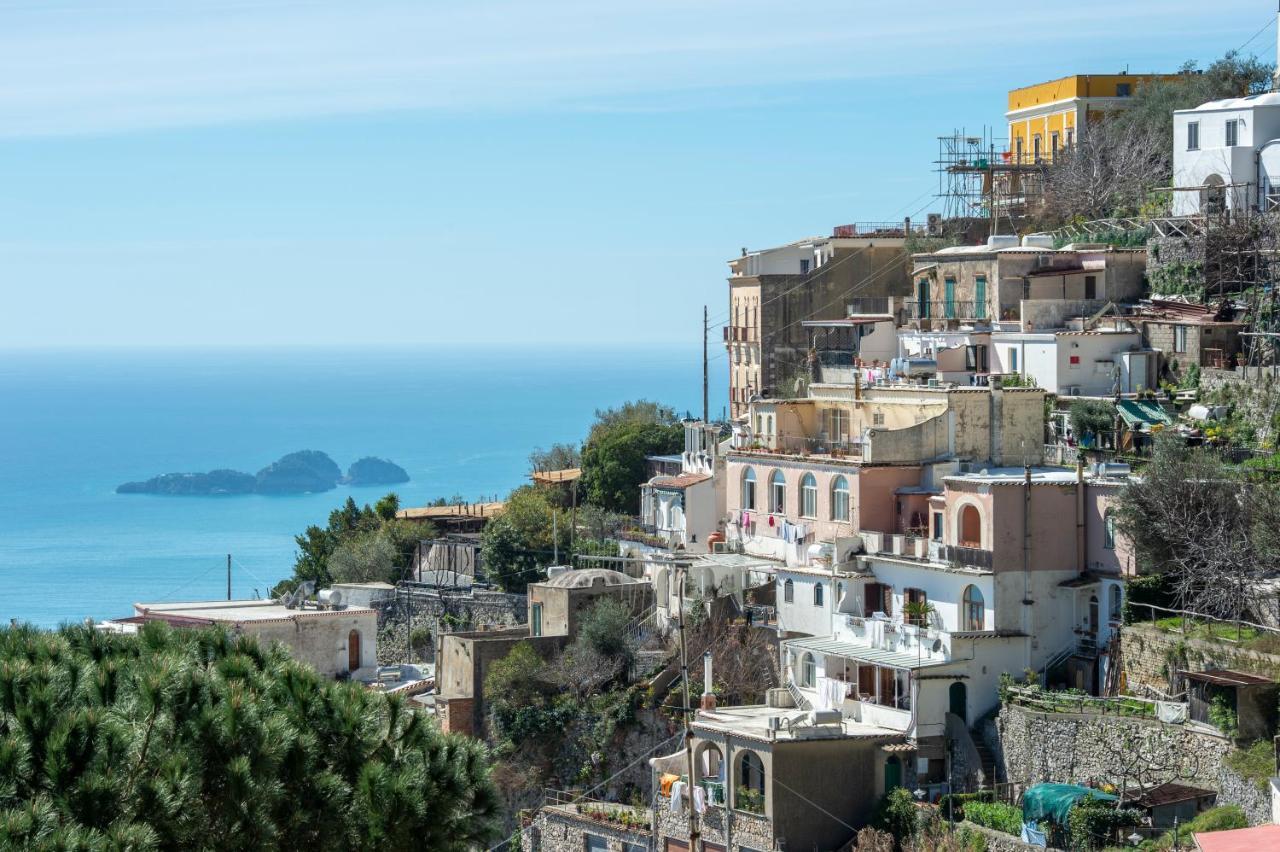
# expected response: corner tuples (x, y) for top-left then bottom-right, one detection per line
(1066, 128), (1074, 148)
(1050, 131), (1060, 159)
(800, 473), (817, 518)
(622, 845), (645, 852)
(783, 578), (794, 603)
(1008, 348), (1018, 372)
(944, 276), (956, 318)
(974, 276), (987, 319)
(1033, 134), (1042, 161)
(1110, 585), (1123, 620)
(863, 582), (889, 617)
(1085, 275), (1097, 300)
(814, 582), (824, 608)
(1226, 119), (1239, 147)
(1187, 121), (1200, 151)
(1016, 137), (1024, 163)
(798, 652), (816, 687)
(1173, 325), (1188, 354)
(738, 751), (766, 801)
(584, 835), (608, 852)
(800, 258), (810, 274)
(741, 467), (757, 510)
(904, 588), (929, 627)
(831, 475), (850, 521)
(769, 470), (786, 514)
(531, 604), (543, 637)
(824, 407), (850, 441)
(962, 585), (985, 631)
(965, 344), (988, 373)
(1104, 510), (1116, 549)
(1116, 83), (1131, 97)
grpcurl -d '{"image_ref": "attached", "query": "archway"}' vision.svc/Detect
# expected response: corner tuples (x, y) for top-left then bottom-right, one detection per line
(348, 629), (361, 672)
(949, 681), (968, 724)
(1202, 174), (1226, 213)
(959, 504), (981, 548)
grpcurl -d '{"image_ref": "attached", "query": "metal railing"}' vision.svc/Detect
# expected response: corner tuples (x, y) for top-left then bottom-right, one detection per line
(903, 300), (985, 321)
(944, 545), (993, 570)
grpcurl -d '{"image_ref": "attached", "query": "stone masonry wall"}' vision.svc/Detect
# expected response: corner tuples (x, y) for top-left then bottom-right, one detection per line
(1121, 624), (1280, 697)
(375, 587), (526, 665)
(989, 703), (1272, 825)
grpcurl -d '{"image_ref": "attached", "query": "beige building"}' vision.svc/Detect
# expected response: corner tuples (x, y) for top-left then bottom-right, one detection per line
(726, 228), (915, 417)
(116, 599), (378, 679)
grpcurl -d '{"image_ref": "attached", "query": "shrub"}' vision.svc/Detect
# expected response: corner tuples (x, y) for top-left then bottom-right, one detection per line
(964, 801), (1022, 835)
(1067, 794), (1143, 851)
(1224, 740), (1274, 791)
(938, 790), (993, 822)
(873, 788), (920, 848)
(1139, 805), (1246, 850)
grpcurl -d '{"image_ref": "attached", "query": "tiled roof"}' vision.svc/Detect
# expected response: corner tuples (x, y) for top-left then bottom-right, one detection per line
(650, 473), (712, 489)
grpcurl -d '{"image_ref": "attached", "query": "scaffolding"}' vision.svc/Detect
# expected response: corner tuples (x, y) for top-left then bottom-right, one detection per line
(935, 128), (1047, 234)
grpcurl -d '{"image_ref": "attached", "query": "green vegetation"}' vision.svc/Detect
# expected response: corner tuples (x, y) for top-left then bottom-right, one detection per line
(736, 788), (764, 815)
(1069, 399), (1116, 443)
(937, 790), (993, 822)
(872, 788), (920, 850)
(1003, 682), (1157, 719)
(1067, 794), (1142, 851)
(479, 485), (569, 593)
(963, 801), (1023, 836)
(581, 400), (684, 514)
(1224, 740), (1275, 791)
(0, 622), (499, 851)
(276, 493), (434, 594)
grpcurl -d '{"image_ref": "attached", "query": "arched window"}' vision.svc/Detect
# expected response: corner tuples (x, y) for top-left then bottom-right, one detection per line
(799, 652), (816, 687)
(741, 467), (757, 511)
(738, 751), (766, 803)
(783, 579), (794, 603)
(1104, 510), (1116, 550)
(800, 473), (817, 518)
(962, 585), (985, 631)
(814, 582), (824, 608)
(831, 475), (850, 521)
(959, 504), (981, 548)
(769, 470), (786, 514)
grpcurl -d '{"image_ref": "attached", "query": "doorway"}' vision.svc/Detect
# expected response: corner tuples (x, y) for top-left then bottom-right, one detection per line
(348, 629), (361, 672)
(949, 681), (967, 724)
(884, 755), (902, 792)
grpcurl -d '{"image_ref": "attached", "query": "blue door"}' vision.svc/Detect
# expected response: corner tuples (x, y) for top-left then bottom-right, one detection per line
(918, 279), (930, 318)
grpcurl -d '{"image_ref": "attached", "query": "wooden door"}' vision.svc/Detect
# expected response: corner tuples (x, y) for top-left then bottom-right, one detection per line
(348, 630), (361, 671)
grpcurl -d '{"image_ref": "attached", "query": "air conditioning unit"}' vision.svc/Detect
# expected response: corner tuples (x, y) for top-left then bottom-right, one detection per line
(1065, 385), (1082, 396)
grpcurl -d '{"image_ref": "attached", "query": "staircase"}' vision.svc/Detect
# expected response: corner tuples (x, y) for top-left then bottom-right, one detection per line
(786, 680), (811, 711)
(971, 733), (998, 787)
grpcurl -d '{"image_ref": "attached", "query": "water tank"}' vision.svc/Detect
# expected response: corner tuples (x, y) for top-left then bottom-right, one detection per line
(807, 542), (834, 565)
(809, 709), (843, 726)
(546, 565), (570, 578)
(986, 235), (1019, 250)
(1021, 233), (1056, 249)
(317, 588), (344, 609)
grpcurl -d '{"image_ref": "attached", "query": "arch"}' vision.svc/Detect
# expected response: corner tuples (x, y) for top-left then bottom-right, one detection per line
(769, 470), (786, 514)
(884, 755), (902, 792)
(694, 741), (724, 784)
(347, 629), (361, 672)
(831, 475), (850, 522)
(813, 582), (824, 608)
(741, 467), (757, 511)
(962, 585), (985, 631)
(798, 651), (816, 688)
(959, 503), (982, 548)
(1202, 173), (1226, 213)
(800, 473), (817, 518)
(1103, 510), (1116, 550)
(737, 751), (766, 806)
(783, 578), (794, 604)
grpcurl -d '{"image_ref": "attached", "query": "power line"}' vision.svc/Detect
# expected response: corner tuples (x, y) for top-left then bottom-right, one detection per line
(155, 560), (224, 602)
(1236, 14), (1275, 54)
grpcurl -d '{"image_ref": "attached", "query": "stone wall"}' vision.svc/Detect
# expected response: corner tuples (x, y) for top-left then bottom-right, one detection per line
(958, 820), (1061, 852)
(1147, 235), (1204, 295)
(525, 807), (650, 852)
(654, 796), (774, 852)
(1121, 624), (1280, 697)
(374, 586), (527, 665)
(988, 702), (1271, 825)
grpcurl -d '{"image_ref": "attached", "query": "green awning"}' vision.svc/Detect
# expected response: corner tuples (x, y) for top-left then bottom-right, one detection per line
(1116, 399), (1172, 429)
(1022, 783), (1116, 825)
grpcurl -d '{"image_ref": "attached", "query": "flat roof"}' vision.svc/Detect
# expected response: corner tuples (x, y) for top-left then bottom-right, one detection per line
(692, 704), (904, 744)
(785, 635), (951, 671)
(531, 468), (582, 484)
(397, 501), (503, 520)
(134, 600), (375, 625)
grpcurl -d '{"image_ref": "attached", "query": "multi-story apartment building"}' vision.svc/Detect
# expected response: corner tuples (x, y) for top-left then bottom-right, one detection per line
(1007, 73), (1182, 164)
(726, 227), (915, 418)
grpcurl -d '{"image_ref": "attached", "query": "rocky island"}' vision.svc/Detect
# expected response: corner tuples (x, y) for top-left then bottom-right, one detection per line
(117, 450), (409, 495)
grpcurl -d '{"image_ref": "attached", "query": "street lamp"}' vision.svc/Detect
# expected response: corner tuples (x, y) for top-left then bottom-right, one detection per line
(1127, 831), (1143, 846)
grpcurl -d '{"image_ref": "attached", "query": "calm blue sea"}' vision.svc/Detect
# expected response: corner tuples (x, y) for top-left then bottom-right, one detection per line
(0, 346), (723, 627)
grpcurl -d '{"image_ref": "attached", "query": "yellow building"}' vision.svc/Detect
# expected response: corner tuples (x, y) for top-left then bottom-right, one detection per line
(1006, 74), (1182, 163)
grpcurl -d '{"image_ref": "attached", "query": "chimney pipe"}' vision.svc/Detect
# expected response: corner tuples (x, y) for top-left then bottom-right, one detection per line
(700, 651), (717, 710)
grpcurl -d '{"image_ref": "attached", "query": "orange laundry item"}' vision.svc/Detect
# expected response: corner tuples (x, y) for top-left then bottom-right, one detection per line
(659, 773), (679, 797)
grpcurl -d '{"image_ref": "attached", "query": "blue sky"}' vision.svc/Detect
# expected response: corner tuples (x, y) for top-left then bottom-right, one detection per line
(2, 0), (1276, 347)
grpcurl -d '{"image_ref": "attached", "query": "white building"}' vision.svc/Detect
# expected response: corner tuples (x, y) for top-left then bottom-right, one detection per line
(637, 420), (726, 552)
(989, 328), (1157, 396)
(1173, 92), (1280, 216)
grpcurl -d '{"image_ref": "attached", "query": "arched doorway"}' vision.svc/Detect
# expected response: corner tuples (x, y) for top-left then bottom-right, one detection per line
(1202, 174), (1226, 213)
(348, 629), (361, 672)
(959, 505), (981, 548)
(884, 755), (902, 792)
(949, 682), (967, 724)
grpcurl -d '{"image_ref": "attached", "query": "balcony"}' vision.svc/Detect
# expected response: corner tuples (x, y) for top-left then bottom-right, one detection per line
(943, 544), (993, 570)
(723, 326), (757, 343)
(903, 300), (986, 322)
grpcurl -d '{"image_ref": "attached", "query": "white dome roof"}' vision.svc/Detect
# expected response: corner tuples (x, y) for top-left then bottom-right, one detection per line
(543, 568), (634, 588)
(1186, 92), (1280, 112)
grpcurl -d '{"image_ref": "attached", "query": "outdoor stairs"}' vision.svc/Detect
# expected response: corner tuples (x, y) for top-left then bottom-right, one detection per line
(971, 732), (998, 787)
(786, 680), (811, 711)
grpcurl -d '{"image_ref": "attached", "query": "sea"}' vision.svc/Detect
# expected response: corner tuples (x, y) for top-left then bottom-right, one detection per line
(0, 346), (723, 627)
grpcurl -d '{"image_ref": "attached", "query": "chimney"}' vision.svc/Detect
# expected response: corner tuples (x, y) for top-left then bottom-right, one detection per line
(700, 651), (717, 710)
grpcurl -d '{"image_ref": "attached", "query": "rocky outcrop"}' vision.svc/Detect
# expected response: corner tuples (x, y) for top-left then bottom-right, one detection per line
(116, 469), (256, 495)
(344, 457), (410, 487)
(253, 450), (342, 494)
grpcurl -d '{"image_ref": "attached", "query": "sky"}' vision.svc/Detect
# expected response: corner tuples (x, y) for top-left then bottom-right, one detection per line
(2, 0), (1277, 347)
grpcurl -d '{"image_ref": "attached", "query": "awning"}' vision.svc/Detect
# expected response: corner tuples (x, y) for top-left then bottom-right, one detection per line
(1116, 399), (1172, 430)
(783, 636), (951, 670)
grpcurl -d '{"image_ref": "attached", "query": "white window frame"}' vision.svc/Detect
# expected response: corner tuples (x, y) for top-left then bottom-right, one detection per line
(1226, 119), (1239, 148)
(769, 470), (786, 514)
(831, 475), (850, 522)
(800, 473), (817, 519)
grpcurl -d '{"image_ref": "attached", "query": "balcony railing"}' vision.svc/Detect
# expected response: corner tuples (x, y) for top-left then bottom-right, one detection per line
(723, 326), (757, 343)
(944, 544), (993, 570)
(771, 435), (864, 458)
(903, 300), (986, 321)
(847, 297), (893, 315)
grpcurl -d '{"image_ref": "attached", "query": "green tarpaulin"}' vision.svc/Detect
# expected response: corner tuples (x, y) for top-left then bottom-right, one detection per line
(1116, 399), (1173, 429)
(1022, 783), (1116, 825)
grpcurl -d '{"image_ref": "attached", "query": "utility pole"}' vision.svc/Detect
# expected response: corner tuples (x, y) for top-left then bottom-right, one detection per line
(226, 553), (232, 601)
(676, 561), (702, 851)
(703, 305), (709, 424)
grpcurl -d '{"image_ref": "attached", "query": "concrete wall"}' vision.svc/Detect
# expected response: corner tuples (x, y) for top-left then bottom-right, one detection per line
(242, 610), (378, 678)
(527, 581), (654, 639)
(436, 629), (569, 734)
(770, 738), (881, 851)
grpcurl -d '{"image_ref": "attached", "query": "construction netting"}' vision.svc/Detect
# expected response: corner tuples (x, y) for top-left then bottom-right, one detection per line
(1022, 783), (1116, 825)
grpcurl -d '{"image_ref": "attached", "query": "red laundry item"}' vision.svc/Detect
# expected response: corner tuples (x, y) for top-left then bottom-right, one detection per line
(768, 515), (776, 527)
